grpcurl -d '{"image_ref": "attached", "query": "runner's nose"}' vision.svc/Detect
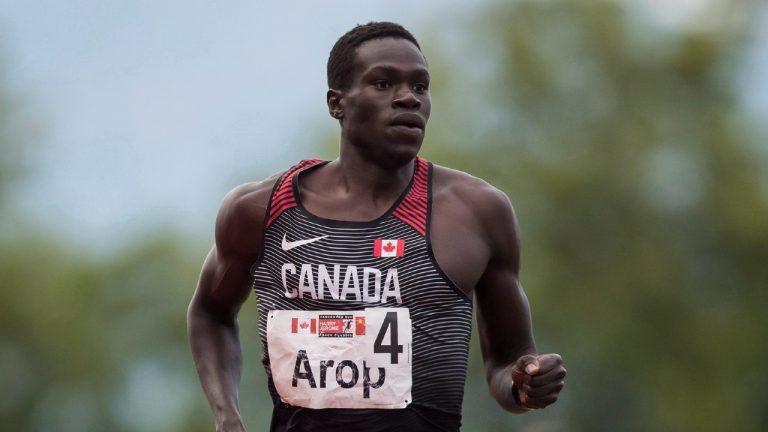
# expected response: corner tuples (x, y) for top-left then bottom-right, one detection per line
(393, 87), (421, 109)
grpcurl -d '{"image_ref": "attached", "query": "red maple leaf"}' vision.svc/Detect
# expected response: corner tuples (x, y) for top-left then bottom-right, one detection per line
(300, 321), (309, 329)
(383, 242), (396, 252)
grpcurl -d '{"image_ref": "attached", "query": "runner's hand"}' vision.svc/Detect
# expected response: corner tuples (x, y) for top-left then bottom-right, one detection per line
(510, 353), (566, 410)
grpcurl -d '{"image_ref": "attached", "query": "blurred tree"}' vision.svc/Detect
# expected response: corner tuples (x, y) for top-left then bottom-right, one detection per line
(419, 1), (768, 431)
(0, 41), (266, 431)
(0, 232), (237, 431)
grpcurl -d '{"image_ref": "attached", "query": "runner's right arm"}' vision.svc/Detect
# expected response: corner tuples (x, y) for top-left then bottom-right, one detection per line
(187, 181), (274, 432)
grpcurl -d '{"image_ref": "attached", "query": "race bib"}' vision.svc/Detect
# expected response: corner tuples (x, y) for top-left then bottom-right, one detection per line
(266, 308), (412, 409)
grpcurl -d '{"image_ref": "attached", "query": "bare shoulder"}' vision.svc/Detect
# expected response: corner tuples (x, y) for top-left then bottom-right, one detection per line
(432, 164), (519, 256)
(432, 164), (514, 218)
(215, 170), (285, 256)
(220, 172), (282, 218)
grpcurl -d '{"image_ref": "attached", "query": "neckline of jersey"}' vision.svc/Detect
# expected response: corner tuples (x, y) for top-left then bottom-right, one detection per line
(291, 159), (418, 228)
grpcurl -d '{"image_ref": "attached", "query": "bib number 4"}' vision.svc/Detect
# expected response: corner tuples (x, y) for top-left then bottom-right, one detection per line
(267, 308), (412, 409)
(373, 311), (403, 364)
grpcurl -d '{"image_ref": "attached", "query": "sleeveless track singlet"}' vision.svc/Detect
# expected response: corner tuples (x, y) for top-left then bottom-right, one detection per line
(251, 158), (473, 432)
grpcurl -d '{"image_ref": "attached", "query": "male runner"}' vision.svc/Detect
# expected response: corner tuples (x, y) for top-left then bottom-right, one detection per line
(188, 22), (566, 432)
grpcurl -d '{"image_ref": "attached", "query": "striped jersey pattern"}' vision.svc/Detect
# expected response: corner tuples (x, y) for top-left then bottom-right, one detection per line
(251, 157), (473, 418)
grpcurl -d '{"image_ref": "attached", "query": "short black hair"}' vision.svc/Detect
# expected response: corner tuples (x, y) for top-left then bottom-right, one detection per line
(327, 21), (421, 90)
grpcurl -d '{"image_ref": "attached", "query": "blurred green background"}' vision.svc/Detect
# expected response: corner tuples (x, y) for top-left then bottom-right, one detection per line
(1, 0), (767, 431)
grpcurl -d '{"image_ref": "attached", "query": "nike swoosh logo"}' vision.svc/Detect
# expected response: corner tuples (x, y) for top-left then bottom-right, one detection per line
(281, 233), (329, 251)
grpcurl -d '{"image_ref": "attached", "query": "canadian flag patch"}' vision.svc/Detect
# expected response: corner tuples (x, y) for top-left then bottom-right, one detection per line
(373, 239), (405, 257)
(291, 318), (316, 334)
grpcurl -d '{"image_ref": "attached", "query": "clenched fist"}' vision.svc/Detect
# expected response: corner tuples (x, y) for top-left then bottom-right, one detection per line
(511, 353), (566, 410)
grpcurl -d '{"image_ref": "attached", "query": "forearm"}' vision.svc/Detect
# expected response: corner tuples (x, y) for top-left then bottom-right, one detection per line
(188, 305), (246, 429)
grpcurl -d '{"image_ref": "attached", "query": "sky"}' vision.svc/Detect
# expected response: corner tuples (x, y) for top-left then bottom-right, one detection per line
(1, 0), (766, 251)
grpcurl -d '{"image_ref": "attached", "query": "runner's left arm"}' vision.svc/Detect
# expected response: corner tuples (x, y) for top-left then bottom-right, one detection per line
(473, 187), (566, 413)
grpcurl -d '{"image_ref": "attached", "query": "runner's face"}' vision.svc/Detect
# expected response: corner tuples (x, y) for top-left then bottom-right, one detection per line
(338, 38), (431, 164)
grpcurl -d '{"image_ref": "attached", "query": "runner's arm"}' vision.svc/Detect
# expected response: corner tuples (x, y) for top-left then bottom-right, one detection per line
(187, 184), (269, 431)
(474, 188), (565, 413)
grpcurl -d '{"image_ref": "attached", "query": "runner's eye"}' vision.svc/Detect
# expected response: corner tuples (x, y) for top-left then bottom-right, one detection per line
(374, 80), (392, 90)
(413, 83), (428, 93)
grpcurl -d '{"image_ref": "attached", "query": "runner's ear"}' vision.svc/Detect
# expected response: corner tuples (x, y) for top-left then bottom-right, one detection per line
(327, 89), (344, 120)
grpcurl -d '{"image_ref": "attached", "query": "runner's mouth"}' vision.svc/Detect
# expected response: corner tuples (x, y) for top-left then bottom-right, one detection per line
(389, 114), (425, 130)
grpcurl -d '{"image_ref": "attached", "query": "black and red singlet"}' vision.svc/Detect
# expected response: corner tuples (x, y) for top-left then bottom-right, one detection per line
(251, 158), (473, 431)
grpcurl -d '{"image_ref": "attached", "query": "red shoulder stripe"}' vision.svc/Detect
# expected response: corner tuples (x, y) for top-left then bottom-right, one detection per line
(266, 159), (323, 227)
(393, 157), (429, 236)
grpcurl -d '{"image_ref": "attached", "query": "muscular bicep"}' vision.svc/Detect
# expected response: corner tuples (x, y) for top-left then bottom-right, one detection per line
(190, 246), (254, 322)
(189, 182), (272, 322)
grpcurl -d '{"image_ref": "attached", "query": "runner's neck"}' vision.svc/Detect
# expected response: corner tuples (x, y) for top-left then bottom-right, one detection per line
(308, 156), (415, 205)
